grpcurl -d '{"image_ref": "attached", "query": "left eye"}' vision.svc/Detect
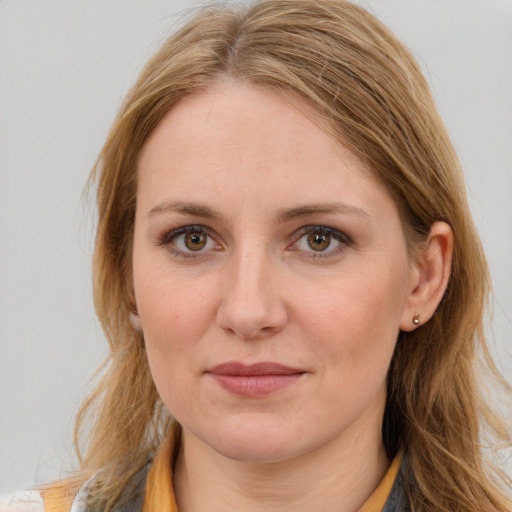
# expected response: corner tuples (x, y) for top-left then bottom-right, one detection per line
(163, 226), (218, 255)
(293, 226), (349, 254)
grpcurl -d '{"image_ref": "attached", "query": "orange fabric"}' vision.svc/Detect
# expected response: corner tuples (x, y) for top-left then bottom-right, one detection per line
(143, 428), (401, 512)
(357, 454), (403, 512)
(41, 481), (76, 512)
(142, 432), (179, 512)
(42, 429), (400, 511)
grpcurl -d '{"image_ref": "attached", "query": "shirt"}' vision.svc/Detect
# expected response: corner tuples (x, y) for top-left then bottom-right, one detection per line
(3, 427), (409, 512)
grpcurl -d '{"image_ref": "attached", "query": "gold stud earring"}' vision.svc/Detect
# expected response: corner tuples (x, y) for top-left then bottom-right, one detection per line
(412, 312), (421, 325)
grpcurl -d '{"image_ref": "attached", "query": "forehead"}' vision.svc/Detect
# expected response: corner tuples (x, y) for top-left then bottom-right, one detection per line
(139, 83), (342, 164)
(136, 82), (395, 220)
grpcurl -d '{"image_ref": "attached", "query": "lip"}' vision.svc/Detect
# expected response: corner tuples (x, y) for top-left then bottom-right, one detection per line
(206, 362), (306, 397)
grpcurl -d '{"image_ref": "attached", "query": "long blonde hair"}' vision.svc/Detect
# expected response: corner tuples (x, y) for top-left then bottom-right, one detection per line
(76, 1), (512, 510)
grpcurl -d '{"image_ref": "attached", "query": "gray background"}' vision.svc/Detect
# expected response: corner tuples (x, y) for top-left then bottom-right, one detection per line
(1, 0), (511, 492)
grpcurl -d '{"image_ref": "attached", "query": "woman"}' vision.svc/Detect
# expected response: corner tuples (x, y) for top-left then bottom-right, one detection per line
(3, 0), (510, 511)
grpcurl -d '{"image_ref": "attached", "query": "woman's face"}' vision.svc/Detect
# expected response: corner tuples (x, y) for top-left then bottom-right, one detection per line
(133, 83), (417, 464)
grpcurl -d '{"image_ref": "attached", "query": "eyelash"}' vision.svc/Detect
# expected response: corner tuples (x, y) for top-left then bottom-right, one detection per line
(290, 225), (352, 259)
(159, 224), (352, 259)
(159, 225), (220, 259)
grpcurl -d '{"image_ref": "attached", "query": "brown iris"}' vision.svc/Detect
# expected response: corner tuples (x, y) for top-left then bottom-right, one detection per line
(307, 231), (331, 251)
(184, 232), (207, 251)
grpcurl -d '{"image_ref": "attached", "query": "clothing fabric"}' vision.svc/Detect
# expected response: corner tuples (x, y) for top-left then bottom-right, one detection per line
(1, 429), (410, 512)
(141, 433), (409, 512)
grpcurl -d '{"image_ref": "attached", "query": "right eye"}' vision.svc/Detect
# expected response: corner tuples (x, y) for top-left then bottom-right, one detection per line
(161, 226), (220, 257)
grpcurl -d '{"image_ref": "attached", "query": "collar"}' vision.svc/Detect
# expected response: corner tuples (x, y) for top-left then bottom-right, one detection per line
(142, 425), (403, 512)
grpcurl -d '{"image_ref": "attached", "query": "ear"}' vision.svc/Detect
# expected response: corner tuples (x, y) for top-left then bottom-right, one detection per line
(400, 221), (453, 332)
(126, 266), (142, 332)
(129, 310), (142, 331)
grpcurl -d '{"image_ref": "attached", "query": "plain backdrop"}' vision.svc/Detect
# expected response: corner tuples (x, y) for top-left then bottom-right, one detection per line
(1, 0), (511, 492)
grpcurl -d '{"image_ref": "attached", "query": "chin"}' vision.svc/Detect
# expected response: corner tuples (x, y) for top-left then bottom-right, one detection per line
(215, 438), (301, 465)
(193, 419), (308, 465)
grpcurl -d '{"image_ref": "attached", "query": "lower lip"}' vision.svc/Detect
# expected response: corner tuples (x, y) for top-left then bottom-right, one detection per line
(209, 373), (304, 397)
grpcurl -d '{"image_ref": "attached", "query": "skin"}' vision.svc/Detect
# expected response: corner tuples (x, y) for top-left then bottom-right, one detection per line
(132, 82), (453, 511)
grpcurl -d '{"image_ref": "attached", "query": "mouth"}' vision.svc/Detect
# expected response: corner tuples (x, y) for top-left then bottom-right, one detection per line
(206, 361), (306, 397)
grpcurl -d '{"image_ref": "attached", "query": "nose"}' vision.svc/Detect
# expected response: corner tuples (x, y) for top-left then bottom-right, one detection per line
(216, 246), (288, 340)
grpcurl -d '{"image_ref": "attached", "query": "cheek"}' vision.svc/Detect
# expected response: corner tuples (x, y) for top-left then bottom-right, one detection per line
(139, 289), (208, 419)
(292, 263), (407, 373)
(134, 267), (218, 386)
(135, 256), (215, 335)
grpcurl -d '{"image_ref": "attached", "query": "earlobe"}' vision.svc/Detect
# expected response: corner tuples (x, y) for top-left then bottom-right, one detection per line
(129, 309), (142, 331)
(400, 221), (453, 332)
(127, 270), (142, 331)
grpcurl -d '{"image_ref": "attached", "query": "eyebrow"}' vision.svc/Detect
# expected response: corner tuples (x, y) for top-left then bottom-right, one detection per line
(148, 201), (227, 222)
(275, 203), (370, 223)
(148, 200), (369, 223)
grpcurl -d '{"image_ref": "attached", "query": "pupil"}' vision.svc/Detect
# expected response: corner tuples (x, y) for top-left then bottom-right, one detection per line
(308, 232), (330, 251)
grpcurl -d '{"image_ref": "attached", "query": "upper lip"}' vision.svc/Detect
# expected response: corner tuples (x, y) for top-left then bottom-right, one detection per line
(207, 361), (305, 376)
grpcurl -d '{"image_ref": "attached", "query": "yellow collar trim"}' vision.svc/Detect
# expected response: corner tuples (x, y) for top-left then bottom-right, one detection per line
(357, 453), (403, 511)
(143, 427), (402, 512)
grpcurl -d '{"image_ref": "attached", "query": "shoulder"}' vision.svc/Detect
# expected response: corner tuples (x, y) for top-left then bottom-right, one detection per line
(0, 481), (86, 512)
(0, 490), (44, 512)
(1, 453), (154, 512)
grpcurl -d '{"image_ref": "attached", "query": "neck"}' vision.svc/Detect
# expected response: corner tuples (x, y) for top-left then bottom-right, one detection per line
(174, 419), (390, 512)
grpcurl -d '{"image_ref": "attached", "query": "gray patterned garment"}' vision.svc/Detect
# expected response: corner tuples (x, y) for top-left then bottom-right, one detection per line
(0, 456), (412, 511)
(382, 458), (411, 512)
(112, 456), (413, 512)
